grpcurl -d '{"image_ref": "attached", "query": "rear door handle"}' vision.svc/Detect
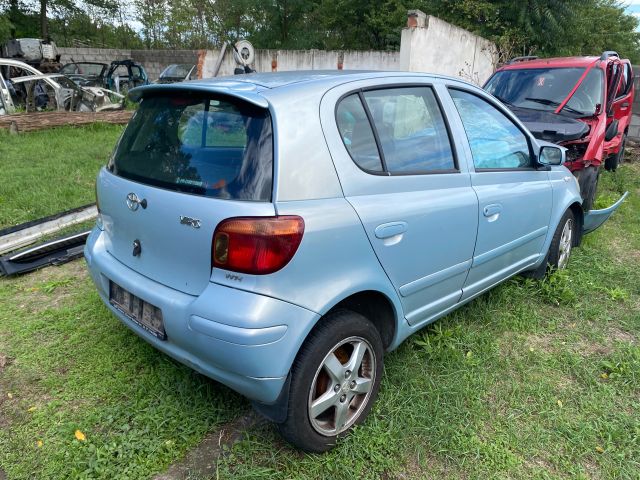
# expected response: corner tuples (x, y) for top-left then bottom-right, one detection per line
(483, 204), (502, 218)
(375, 221), (408, 239)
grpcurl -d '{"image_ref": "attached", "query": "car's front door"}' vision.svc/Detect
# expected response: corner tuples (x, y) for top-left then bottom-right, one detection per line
(611, 62), (634, 141)
(322, 80), (479, 327)
(448, 88), (553, 300)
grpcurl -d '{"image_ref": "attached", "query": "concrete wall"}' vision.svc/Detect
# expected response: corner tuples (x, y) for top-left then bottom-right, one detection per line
(58, 14), (495, 85)
(60, 46), (401, 82)
(199, 48), (401, 78)
(58, 47), (200, 81)
(399, 12), (496, 85)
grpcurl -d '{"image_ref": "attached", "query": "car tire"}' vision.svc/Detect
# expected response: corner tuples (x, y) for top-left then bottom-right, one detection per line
(575, 165), (599, 211)
(277, 309), (384, 453)
(548, 209), (576, 271)
(605, 134), (626, 171)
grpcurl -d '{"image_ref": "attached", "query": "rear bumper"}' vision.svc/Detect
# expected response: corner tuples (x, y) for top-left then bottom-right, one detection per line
(84, 228), (319, 404)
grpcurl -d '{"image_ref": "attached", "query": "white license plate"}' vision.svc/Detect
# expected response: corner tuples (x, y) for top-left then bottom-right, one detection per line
(109, 281), (166, 340)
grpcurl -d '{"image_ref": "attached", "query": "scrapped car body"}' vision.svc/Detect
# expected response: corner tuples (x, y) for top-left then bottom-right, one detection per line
(58, 62), (108, 87)
(105, 60), (148, 94)
(0, 59), (124, 114)
(11, 74), (124, 112)
(0, 70), (15, 114)
(85, 71), (625, 452)
(1, 38), (61, 72)
(58, 60), (148, 94)
(155, 64), (197, 84)
(484, 52), (633, 210)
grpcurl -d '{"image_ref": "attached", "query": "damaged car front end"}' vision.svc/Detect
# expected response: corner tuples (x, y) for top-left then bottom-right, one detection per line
(485, 53), (633, 211)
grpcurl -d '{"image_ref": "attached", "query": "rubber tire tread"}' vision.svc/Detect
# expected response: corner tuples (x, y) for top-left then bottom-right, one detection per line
(277, 309), (384, 453)
(577, 166), (599, 211)
(547, 209), (575, 270)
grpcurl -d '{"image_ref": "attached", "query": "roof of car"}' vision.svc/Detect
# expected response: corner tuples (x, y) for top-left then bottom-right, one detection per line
(499, 56), (609, 70)
(129, 70), (474, 107)
(190, 70), (460, 89)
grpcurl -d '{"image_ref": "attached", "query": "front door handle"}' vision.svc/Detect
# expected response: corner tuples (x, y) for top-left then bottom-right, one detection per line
(375, 221), (408, 239)
(483, 204), (502, 219)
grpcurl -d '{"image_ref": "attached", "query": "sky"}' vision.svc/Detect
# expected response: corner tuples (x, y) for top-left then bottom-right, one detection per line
(624, 0), (640, 30)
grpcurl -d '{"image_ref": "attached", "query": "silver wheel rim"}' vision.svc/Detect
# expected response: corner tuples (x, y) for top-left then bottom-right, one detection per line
(308, 336), (376, 436)
(558, 218), (574, 269)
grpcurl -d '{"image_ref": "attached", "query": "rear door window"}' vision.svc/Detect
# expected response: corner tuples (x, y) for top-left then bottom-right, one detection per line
(336, 93), (384, 172)
(108, 94), (273, 201)
(362, 87), (455, 173)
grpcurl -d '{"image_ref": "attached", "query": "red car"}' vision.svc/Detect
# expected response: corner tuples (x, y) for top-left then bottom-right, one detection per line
(484, 52), (633, 210)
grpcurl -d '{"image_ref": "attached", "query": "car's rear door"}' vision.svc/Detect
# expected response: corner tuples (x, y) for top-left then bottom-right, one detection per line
(321, 78), (479, 327)
(447, 87), (553, 300)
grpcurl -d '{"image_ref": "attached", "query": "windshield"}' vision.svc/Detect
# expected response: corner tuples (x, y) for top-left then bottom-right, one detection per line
(60, 63), (105, 76)
(485, 67), (603, 116)
(161, 64), (193, 78)
(108, 94), (273, 201)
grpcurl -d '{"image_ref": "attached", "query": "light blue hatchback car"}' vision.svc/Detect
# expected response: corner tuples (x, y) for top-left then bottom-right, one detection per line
(85, 71), (625, 452)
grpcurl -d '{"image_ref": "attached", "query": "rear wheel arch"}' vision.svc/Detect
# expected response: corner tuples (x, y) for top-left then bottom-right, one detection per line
(252, 290), (397, 426)
(321, 290), (397, 350)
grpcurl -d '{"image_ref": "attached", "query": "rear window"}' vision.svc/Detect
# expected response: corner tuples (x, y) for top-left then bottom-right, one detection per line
(108, 94), (273, 201)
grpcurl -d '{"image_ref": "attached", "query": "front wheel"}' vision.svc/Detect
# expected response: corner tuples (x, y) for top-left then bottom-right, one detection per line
(605, 134), (626, 171)
(548, 209), (575, 270)
(277, 310), (384, 452)
(574, 166), (599, 211)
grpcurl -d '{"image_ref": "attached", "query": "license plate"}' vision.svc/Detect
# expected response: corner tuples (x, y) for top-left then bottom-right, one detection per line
(109, 281), (166, 340)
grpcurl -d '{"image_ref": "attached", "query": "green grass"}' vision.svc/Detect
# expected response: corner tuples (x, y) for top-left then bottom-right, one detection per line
(0, 132), (638, 478)
(0, 124), (123, 229)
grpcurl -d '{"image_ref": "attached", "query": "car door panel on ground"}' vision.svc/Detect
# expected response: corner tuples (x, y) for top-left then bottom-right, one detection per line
(325, 81), (479, 327)
(447, 88), (553, 300)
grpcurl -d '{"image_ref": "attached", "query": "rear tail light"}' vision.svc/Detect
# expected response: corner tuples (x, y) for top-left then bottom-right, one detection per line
(212, 216), (304, 275)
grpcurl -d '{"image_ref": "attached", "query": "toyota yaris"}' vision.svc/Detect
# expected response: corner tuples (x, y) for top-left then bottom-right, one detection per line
(85, 71), (624, 452)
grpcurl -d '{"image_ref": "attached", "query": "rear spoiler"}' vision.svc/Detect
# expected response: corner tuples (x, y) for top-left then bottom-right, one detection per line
(128, 83), (269, 109)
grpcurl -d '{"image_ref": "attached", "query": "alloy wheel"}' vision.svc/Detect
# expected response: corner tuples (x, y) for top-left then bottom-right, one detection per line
(308, 336), (376, 436)
(558, 218), (574, 269)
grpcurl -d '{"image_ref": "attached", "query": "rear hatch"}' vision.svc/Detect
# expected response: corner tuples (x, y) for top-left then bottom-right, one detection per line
(97, 91), (275, 295)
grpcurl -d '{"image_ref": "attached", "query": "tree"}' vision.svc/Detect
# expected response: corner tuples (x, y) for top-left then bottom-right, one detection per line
(0, 13), (12, 42)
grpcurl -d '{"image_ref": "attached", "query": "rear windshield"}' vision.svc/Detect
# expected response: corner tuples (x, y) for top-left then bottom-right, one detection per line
(108, 94), (273, 201)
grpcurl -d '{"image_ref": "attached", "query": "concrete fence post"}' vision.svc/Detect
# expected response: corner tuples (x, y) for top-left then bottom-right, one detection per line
(399, 9), (497, 84)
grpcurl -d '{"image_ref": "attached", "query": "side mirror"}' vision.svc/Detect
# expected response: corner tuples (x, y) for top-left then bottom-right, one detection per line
(539, 145), (564, 166)
(605, 119), (619, 142)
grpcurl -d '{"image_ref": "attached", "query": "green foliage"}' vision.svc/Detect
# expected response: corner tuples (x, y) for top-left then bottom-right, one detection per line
(1, 0), (639, 60)
(0, 123), (124, 229)
(0, 14), (12, 42)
